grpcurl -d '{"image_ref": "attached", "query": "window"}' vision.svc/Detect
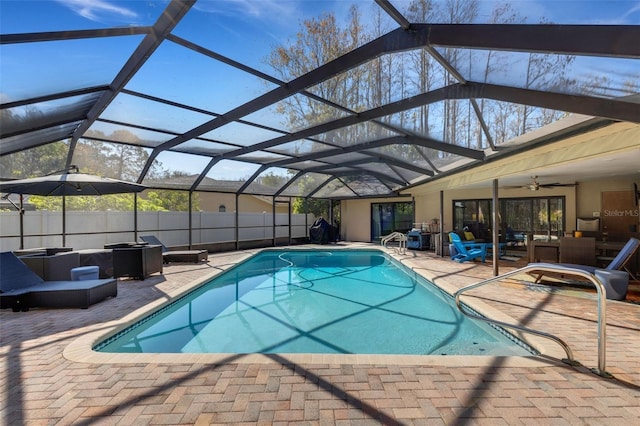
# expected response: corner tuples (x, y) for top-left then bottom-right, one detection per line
(371, 201), (414, 241)
(453, 196), (565, 246)
(218, 205), (226, 212)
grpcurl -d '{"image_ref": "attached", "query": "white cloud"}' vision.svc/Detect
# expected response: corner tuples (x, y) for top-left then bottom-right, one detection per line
(55, 0), (137, 22)
(194, 0), (299, 21)
(621, 2), (640, 23)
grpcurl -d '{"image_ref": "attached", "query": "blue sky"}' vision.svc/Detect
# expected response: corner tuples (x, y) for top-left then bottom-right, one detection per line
(3, 0), (638, 103)
(3, 0), (637, 89)
(3, 1), (639, 36)
(476, 0), (640, 24)
(1, 0), (639, 179)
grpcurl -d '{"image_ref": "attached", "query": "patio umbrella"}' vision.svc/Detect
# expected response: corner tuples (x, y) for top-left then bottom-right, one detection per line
(0, 170), (147, 248)
(0, 172), (147, 196)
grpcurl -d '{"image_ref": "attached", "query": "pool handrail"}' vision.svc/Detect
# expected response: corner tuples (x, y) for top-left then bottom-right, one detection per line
(454, 262), (611, 378)
(381, 232), (406, 254)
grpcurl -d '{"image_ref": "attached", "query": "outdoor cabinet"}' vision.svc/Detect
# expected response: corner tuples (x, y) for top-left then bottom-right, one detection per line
(112, 245), (163, 280)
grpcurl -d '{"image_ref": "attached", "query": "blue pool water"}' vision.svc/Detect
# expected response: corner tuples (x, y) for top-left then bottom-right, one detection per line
(96, 249), (534, 356)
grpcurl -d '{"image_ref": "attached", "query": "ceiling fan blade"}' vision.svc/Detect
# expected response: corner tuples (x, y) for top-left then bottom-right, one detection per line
(503, 178), (576, 191)
(539, 182), (577, 188)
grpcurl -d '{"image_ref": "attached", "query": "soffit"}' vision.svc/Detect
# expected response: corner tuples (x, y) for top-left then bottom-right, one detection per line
(407, 121), (640, 194)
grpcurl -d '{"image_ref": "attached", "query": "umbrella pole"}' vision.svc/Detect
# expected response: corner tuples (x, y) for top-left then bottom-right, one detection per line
(188, 191), (193, 249)
(62, 195), (66, 247)
(134, 194), (138, 242)
(20, 195), (24, 249)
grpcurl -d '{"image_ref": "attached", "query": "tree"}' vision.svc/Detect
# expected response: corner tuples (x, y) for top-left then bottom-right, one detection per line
(292, 196), (330, 218)
(2, 127), (200, 211)
(267, 8), (364, 133)
(0, 141), (69, 179)
(405, 0), (437, 139)
(265, 4), (425, 193)
(28, 189), (201, 212)
(519, 49), (575, 134)
(79, 129), (164, 181)
(255, 172), (289, 191)
(29, 193), (136, 211)
(139, 171), (201, 211)
(144, 190), (192, 211)
(290, 174), (331, 216)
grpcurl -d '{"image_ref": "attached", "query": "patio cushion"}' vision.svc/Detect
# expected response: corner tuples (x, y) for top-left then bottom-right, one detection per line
(139, 235), (208, 264)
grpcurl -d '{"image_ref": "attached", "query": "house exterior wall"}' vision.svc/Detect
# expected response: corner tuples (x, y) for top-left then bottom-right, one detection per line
(197, 192), (236, 212)
(340, 197), (413, 242)
(340, 189), (580, 243)
(341, 122), (640, 242)
(197, 193), (289, 214)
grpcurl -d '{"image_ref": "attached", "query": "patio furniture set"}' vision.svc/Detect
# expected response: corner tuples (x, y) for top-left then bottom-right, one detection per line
(448, 230), (639, 301)
(0, 237), (208, 312)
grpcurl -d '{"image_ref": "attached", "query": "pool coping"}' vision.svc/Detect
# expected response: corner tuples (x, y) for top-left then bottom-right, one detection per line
(64, 247), (563, 368)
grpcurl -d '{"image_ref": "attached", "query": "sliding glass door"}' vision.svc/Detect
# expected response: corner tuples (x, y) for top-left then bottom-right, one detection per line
(371, 202), (414, 241)
(501, 197), (564, 240)
(453, 196), (565, 245)
(453, 199), (493, 241)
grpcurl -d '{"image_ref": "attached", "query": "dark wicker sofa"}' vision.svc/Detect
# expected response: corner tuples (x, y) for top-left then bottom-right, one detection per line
(0, 252), (117, 312)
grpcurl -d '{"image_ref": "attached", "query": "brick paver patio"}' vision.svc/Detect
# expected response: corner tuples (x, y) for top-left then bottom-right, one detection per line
(1, 244), (639, 425)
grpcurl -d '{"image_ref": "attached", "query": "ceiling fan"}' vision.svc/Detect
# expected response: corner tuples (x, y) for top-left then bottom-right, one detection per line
(506, 176), (577, 191)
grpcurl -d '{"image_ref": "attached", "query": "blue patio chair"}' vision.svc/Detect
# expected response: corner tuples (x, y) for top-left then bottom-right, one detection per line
(449, 232), (486, 263)
(449, 231), (507, 259)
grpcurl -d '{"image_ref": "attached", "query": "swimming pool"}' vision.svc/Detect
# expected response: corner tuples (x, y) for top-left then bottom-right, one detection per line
(96, 249), (534, 356)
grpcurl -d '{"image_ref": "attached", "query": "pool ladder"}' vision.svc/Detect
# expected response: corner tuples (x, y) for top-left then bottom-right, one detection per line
(454, 263), (611, 378)
(381, 232), (406, 255)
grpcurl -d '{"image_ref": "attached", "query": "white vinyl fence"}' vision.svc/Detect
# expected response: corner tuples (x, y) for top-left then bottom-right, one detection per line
(0, 210), (314, 252)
